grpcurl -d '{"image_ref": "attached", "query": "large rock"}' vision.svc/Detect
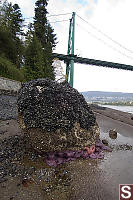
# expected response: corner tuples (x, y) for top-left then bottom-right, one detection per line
(17, 78), (100, 152)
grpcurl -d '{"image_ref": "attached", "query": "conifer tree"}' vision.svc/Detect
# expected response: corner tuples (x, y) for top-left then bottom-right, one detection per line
(34, 0), (57, 79)
(0, 24), (17, 63)
(24, 34), (45, 80)
(0, 1), (24, 67)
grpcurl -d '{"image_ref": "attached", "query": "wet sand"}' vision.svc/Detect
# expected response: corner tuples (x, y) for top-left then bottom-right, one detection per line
(90, 103), (133, 127)
(0, 106), (133, 200)
(97, 112), (133, 138)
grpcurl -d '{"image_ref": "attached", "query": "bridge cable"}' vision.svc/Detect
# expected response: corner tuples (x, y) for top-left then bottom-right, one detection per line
(23, 19), (69, 25)
(76, 23), (133, 61)
(24, 13), (72, 20)
(47, 13), (72, 17)
(76, 14), (133, 55)
(49, 19), (69, 24)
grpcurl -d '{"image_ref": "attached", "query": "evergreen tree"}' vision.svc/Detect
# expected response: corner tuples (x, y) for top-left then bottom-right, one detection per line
(34, 0), (57, 79)
(0, 1), (24, 67)
(1, 1), (24, 38)
(0, 1), (17, 63)
(0, 24), (17, 63)
(0, 0), (57, 82)
(10, 3), (24, 37)
(24, 34), (45, 80)
(25, 23), (34, 46)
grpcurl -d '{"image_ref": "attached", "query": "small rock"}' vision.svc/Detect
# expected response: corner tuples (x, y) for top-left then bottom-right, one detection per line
(17, 183), (21, 187)
(0, 130), (7, 134)
(109, 129), (117, 139)
(102, 139), (108, 146)
(10, 196), (15, 200)
(0, 177), (8, 183)
(22, 178), (34, 187)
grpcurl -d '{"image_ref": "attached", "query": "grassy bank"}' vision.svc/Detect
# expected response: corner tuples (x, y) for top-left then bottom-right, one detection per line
(0, 56), (25, 82)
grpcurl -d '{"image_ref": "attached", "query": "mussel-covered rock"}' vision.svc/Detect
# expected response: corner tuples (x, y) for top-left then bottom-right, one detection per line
(17, 78), (100, 152)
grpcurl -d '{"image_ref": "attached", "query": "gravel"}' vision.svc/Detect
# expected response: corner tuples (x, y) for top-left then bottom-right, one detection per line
(0, 135), (36, 183)
(0, 95), (18, 120)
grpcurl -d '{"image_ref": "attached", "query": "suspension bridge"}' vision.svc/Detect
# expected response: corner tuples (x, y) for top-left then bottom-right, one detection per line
(52, 12), (133, 87)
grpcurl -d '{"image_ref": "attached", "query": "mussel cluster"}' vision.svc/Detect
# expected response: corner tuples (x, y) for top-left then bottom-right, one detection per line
(17, 78), (96, 132)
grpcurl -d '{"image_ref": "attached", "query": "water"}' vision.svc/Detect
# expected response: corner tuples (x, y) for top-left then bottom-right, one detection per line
(100, 104), (133, 114)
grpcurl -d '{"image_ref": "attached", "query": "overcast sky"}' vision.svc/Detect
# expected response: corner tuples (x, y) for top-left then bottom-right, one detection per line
(9, 0), (133, 93)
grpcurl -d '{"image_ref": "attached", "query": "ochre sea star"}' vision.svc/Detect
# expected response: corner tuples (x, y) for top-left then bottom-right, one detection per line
(84, 145), (95, 155)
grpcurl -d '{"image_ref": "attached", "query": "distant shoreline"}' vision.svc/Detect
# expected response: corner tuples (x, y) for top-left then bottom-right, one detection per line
(88, 102), (133, 106)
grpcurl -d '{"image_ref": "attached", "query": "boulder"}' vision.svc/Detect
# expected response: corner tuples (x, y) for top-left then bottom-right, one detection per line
(17, 78), (100, 152)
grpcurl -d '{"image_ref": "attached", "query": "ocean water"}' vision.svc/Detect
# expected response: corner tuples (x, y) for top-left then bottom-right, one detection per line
(100, 105), (133, 114)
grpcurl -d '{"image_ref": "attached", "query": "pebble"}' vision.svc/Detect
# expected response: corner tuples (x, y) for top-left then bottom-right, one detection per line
(109, 129), (117, 139)
(102, 139), (108, 146)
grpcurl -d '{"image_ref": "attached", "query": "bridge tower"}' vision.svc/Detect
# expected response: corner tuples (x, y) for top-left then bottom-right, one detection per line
(66, 12), (75, 87)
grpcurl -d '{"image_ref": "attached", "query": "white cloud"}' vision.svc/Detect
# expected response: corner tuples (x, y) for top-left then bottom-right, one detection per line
(9, 0), (35, 17)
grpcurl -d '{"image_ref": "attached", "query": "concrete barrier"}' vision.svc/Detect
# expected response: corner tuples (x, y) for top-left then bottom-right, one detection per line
(0, 77), (21, 95)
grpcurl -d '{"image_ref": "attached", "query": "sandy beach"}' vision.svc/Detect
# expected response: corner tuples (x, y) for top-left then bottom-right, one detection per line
(0, 105), (133, 200)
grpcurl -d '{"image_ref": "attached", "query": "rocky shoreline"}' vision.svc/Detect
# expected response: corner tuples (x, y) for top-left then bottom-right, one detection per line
(0, 94), (133, 200)
(90, 104), (133, 127)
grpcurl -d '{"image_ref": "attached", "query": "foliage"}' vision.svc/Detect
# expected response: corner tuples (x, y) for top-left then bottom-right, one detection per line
(34, 0), (57, 79)
(0, 56), (25, 81)
(0, 1), (24, 68)
(0, 0), (57, 81)
(0, 25), (17, 63)
(24, 34), (45, 80)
